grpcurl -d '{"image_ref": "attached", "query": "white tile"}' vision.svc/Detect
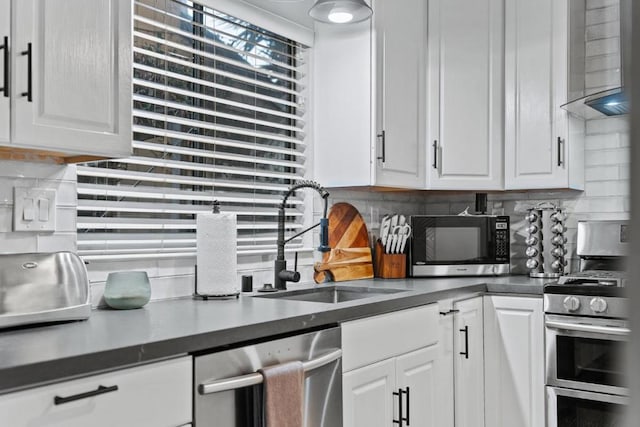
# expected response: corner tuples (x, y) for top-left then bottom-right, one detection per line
(585, 53), (620, 73)
(586, 5), (619, 26)
(56, 207), (77, 232)
(586, 117), (629, 136)
(586, 37), (620, 57)
(585, 133), (621, 150)
(585, 68), (621, 89)
(586, 20), (620, 41)
(584, 165), (619, 181)
(586, 0), (618, 10)
(568, 196), (627, 213)
(618, 164), (630, 180)
(585, 147), (630, 166)
(585, 180), (629, 197)
(36, 181), (77, 207)
(0, 178), (38, 202)
(0, 206), (12, 232)
(37, 233), (77, 252)
(0, 233), (38, 253)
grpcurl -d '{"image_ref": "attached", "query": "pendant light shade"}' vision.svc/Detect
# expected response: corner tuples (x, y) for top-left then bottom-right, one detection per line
(309, 0), (373, 24)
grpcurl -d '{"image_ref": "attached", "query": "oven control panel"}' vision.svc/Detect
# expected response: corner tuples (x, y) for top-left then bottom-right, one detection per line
(544, 294), (627, 318)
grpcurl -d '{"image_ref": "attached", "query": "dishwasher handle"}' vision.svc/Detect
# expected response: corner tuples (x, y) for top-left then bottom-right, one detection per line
(198, 348), (342, 395)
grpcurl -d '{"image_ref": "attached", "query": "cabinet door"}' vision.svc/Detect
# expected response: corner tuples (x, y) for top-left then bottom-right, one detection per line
(0, 0), (8, 144)
(484, 296), (544, 427)
(373, 0), (426, 189)
(313, 21), (373, 187)
(0, 356), (192, 427)
(11, 0), (131, 157)
(435, 300), (455, 427)
(453, 297), (484, 427)
(504, 0), (581, 190)
(343, 358), (396, 427)
(396, 345), (439, 427)
(427, 0), (504, 190)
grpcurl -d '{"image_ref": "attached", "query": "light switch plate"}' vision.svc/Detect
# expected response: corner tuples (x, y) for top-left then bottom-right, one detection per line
(14, 188), (57, 232)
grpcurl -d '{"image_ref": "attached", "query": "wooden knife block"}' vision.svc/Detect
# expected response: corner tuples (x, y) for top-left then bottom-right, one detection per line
(374, 240), (406, 279)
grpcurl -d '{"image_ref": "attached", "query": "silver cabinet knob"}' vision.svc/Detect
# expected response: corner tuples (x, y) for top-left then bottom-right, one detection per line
(590, 297), (608, 313)
(526, 258), (539, 269)
(563, 296), (581, 312)
(527, 224), (538, 234)
(551, 224), (566, 234)
(551, 235), (567, 246)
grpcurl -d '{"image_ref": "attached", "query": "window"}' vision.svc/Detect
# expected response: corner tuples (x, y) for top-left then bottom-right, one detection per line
(77, 0), (308, 261)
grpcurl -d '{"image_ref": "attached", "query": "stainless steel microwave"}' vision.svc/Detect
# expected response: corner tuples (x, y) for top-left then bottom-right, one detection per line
(409, 215), (510, 277)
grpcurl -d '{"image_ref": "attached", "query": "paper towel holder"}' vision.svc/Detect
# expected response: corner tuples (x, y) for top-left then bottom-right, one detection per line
(194, 200), (240, 300)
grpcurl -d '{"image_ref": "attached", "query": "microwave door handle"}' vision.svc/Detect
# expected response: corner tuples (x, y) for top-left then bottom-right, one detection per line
(545, 320), (630, 337)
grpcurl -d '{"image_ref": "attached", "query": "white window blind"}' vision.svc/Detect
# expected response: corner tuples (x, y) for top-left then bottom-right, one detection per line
(77, 0), (308, 261)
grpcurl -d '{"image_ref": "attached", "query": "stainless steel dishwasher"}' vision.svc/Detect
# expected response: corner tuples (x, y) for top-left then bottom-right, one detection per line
(194, 326), (342, 426)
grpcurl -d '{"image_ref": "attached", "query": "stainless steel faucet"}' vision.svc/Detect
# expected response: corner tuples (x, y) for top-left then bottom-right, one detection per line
(275, 180), (331, 290)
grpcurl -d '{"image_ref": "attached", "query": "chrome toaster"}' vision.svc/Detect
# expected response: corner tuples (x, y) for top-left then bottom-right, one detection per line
(0, 252), (91, 329)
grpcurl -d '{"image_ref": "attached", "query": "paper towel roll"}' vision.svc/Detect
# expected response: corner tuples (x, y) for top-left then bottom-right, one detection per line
(196, 212), (238, 296)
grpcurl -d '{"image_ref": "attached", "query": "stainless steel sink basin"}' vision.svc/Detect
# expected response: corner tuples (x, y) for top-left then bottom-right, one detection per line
(254, 286), (407, 304)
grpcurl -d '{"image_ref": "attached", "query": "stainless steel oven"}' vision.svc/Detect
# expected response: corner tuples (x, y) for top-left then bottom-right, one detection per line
(545, 314), (628, 396)
(543, 220), (629, 427)
(546, 386), (628, 427)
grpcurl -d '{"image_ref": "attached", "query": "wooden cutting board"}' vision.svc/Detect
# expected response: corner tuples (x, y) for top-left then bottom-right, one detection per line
(314, 203), (374, 283)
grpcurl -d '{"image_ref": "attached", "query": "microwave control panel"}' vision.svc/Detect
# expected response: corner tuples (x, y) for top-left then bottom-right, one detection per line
(495, 218), (510, 261)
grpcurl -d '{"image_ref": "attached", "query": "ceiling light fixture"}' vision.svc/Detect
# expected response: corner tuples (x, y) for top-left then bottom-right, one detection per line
(309, 0), (372, 24)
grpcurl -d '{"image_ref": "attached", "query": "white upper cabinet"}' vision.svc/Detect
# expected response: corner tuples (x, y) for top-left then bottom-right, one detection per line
(5, 0), (132, 159)
(504, 0), (584, 190)
(0, 0), (9, 144)
(427, 0), (504, 190)
(373, 0), (427, 188)
(314, 0), (426, 189)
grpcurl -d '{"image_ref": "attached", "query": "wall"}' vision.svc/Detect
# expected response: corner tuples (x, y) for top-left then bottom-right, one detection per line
(0, 161), (76, 254)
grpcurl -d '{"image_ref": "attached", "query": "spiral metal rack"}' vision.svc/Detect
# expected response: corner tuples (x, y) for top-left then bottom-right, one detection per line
(524, 202), (568, 278)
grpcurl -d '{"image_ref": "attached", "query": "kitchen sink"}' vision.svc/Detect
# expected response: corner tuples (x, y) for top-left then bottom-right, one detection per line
(254, 286), (407, 304)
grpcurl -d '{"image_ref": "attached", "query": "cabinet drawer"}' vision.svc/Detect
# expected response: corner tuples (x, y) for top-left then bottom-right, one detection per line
(342, 304), (439, 372)
(0, 356), (192, 427)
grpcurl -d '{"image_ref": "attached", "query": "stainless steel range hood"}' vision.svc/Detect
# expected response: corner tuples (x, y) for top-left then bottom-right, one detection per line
(562, 0), (631, 119)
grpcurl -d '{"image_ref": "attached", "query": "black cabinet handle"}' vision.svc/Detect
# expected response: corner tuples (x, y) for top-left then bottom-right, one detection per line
(432, 140), (438, 169)
(0, 36), (8, 97)
(54, 385), (119, 405)
(393, 387), (410, 426)
(557, 137), (564, 167)
(460, 326), (469, 359)
(377, 130), (386, 163)
(21, 42), (32, 102)
(405, 386), (410, 426)
(439, 309), (460, 316)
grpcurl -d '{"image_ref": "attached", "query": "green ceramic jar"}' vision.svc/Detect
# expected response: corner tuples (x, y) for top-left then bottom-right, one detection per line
(104, 271), (151, 309)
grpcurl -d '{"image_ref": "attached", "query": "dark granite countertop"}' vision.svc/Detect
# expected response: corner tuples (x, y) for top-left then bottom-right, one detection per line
(0, 275), (545, 394)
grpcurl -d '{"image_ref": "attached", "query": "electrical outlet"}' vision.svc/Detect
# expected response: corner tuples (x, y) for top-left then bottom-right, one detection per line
(14, 188), (57, 232)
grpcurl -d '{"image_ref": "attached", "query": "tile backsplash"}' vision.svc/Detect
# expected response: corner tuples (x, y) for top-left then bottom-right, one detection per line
(0, 161), (77, 254)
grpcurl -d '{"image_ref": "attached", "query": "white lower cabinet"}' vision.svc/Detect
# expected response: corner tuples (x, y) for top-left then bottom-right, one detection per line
(437, 296), (485, 427)
(0, 356), (192, 427)
(342, 304), (440, 427)
(484, 295), (545, 427)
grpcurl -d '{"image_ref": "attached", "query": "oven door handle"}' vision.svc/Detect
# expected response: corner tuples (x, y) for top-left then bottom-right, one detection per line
(197, 348), (342, 395)
(545, 320), (630, 336)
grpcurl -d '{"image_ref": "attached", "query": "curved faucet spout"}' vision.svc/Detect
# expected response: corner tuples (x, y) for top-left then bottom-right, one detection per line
(275, 180), (330, 290)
